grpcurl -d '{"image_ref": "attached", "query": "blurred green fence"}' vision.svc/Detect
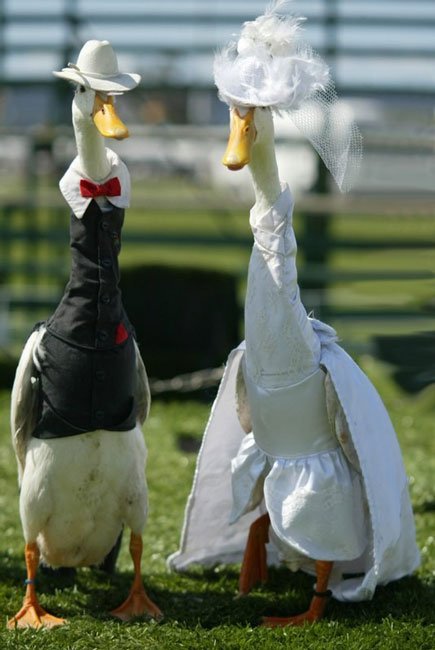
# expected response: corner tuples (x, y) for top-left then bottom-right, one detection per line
(0, 0), (434, 388)
(0, 181), (433, 344)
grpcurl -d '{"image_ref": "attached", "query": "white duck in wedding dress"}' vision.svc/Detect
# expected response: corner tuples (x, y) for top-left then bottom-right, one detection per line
(168, 2), (419, 627)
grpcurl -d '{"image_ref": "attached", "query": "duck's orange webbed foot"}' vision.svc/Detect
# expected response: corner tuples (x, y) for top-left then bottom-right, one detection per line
(110, 532), (163, 622)
(7, 543), (67, 630)
(261, 560), (333, 627)
(7, 592), (66, 630)
(262, 589), (331, 627)
(238, 513), (270, 596)
(111, 585), (163, 622)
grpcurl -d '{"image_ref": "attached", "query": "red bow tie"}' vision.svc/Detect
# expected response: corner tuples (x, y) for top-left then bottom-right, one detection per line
(80, 177), (121, 198)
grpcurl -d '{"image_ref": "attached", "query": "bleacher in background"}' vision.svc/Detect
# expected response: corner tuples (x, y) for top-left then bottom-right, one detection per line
(1, 0), (435, 92)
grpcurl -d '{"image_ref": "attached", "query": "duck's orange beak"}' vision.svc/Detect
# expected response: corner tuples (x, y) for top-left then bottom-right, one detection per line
(92, 94), (129, 140)
(222, 107), (256, 171)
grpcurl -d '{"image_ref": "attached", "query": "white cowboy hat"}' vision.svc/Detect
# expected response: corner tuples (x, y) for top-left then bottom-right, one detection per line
(53, 39), (141, 93)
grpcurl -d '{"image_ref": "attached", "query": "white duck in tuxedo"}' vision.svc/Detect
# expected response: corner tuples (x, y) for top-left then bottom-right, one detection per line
(169, 3), (419, 627)
(8, 40), (162, 629)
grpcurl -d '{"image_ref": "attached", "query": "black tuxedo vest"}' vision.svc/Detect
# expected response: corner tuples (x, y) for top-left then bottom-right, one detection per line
(33, 200), (138, 438)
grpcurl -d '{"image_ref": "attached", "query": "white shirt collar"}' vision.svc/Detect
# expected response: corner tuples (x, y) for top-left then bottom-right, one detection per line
(59, 148), (131, 219)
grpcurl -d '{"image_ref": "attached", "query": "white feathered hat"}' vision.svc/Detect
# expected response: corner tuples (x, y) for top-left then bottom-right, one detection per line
(214, 9), (329, 110)
(214, 1), (362, 191)
(53, 40), (141, 93)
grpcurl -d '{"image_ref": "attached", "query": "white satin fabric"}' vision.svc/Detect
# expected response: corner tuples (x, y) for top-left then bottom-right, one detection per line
(242, 368), (335, 458)
(168, 187), (420, 602)
(231, 185), (367, 566)
(244, 186), (320, 387)
(231, 433), (367, 565)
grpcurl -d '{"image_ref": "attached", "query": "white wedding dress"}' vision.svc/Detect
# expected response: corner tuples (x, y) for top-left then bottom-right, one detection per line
(230, 184), (367, 567)
(169, 186), (419, 602)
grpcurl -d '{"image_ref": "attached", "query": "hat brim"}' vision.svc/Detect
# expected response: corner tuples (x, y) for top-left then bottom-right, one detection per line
(53, 69), (141, 92)
(217, 89), (270, 110)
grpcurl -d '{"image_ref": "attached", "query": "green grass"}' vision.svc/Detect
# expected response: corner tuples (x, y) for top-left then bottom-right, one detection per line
(0, 356), (434, 649)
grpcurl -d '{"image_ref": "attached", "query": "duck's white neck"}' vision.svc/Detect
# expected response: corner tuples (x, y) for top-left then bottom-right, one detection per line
(249, 134), (281, 218)
(72, 94), (111, 182)
(74, 121), (111, 182)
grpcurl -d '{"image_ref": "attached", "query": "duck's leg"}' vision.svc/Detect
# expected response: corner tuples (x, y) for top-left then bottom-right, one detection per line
(7, 543), (66, 629)
(98, 529), (123, 574)
(262, 560), (333, 627)
(110, 532), (162, 621)
(239, 513), (270, 595)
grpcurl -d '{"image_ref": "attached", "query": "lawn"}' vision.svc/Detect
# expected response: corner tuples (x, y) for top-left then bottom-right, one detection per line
(0, 354), (434, 649)
(0, 176), (434, 647)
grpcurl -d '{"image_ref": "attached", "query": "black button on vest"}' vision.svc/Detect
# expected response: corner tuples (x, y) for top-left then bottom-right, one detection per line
(33, 200), (138, 439)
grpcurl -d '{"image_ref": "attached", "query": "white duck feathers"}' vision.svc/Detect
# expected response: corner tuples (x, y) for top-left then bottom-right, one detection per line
(11, 327), (149, 567)
(20, 426), (147, 568)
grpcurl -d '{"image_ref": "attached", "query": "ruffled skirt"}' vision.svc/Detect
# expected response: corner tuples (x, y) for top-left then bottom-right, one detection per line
(230, 433), (368, 566)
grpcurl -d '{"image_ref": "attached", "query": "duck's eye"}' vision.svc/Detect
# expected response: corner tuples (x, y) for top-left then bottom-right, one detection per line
(79, 85), (86, 93)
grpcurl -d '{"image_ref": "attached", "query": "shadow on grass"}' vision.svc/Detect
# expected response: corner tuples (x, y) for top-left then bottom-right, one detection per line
(0, 551), (25, 584)
(414, 499), (435, 514)
(89, 565), (435, 630)
(2, 556), (434, 629)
